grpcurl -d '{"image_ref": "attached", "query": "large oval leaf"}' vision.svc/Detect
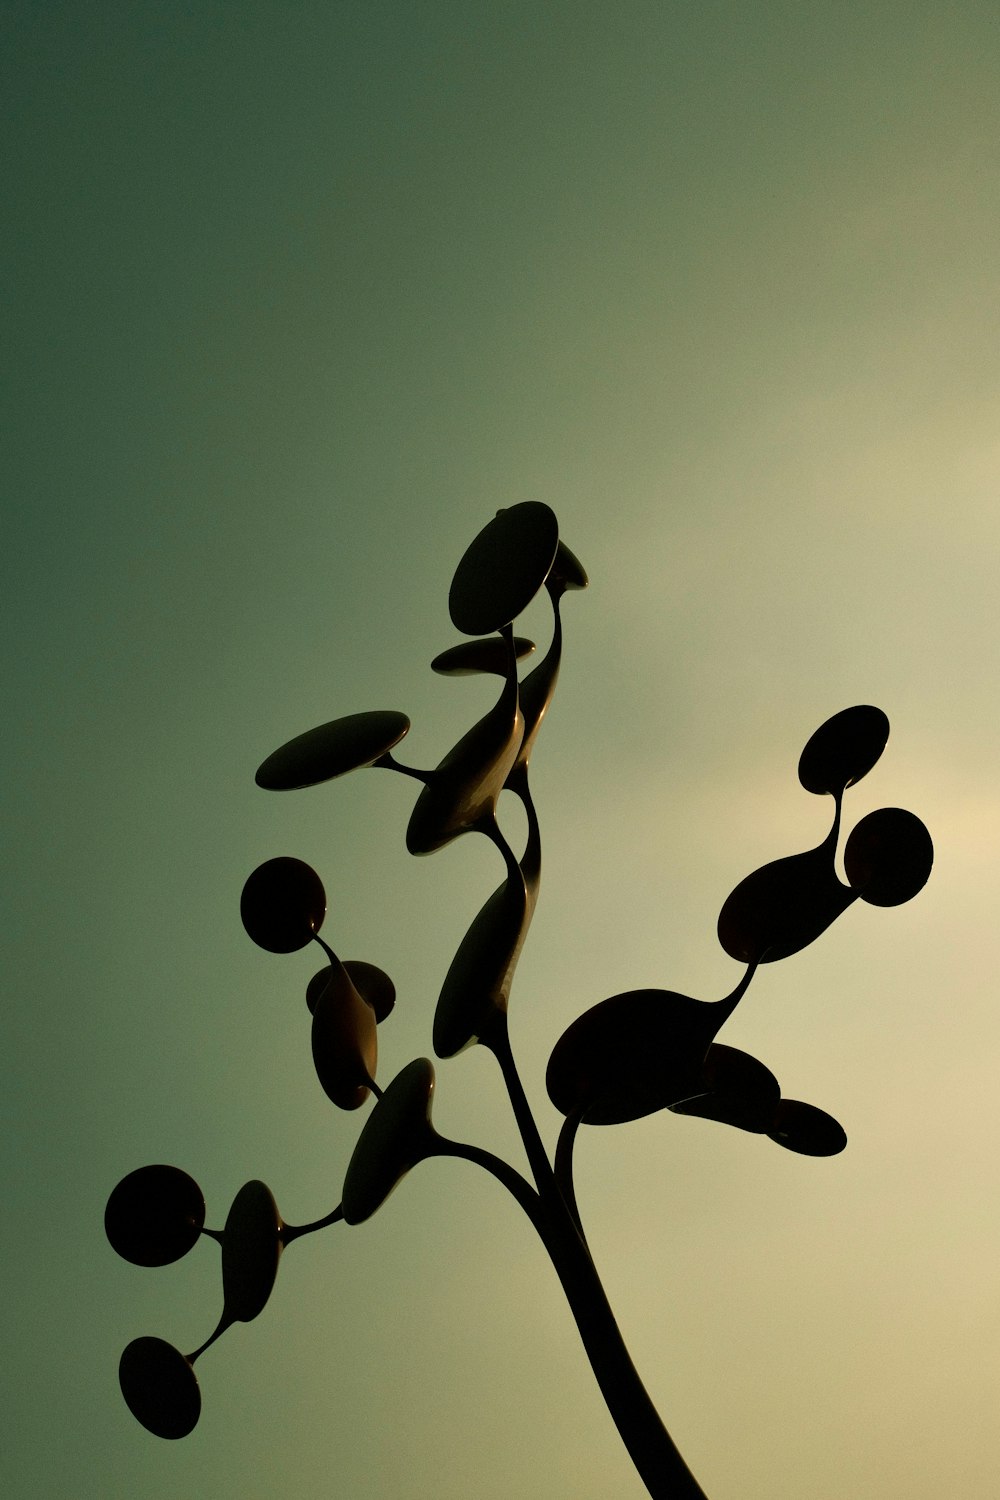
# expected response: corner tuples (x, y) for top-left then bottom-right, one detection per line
(717, 842), (856, 964)
(449, 503), (559, 635)
(546, 990), (726, 1125)
(255, 711), (410, 790)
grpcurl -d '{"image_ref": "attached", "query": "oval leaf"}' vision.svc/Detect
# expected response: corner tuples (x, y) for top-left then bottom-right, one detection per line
(311, 969), (378, 1109)
(255, 711), (411, 790)
(717, 842), (856, 964)
(448, 503), (559, 635)
(433, 873), (529, 1058)
(798, 705), (889, 796)
(546, 990), (725, 1126)
(669, 1044), (781, 1133)
(221, 1180), (283, 1324)
(119, 1337), (201, 1439)
(431, 637), (535, 676)
(341, 1059), (436, 1224)
(767, 1099), (847, 1156)
(406, 668), (521, 854)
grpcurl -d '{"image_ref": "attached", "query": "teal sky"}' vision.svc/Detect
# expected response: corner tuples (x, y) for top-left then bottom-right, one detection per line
(4, 4), (998, 1496)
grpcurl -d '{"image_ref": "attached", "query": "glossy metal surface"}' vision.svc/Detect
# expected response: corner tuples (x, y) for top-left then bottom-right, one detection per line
(307, 960), (396, 1023)
(255, 710), (411, 790)
(310, 964), (378, 1109)
(406, 634), (522, 854)
(107, 504), (933, 1500)
(431, 636), (535, 676)
(433, 866), (529, 1057)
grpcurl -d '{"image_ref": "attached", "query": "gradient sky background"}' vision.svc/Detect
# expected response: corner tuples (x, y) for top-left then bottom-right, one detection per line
(4, 4), (998, 1497)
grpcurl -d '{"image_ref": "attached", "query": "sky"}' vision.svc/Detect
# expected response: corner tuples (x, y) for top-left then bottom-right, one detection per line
(4, 2), (998, 1496)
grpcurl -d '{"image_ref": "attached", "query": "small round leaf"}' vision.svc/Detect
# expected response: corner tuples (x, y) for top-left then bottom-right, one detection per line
(240, 857), (326, 952)
(105, 1165), (205, 1267)
(844, 807), (933, 906)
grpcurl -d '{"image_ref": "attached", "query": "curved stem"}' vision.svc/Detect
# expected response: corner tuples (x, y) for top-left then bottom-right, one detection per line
(711, 957), (759, 1029)
(554, 1110), (585, 1238)
(481, 991), (709, 1495)
(481, 1009), (556, 1199)
(535, 1193), (710, 1500)
(373, 750), (430, 782)
(281, 1204), (344, 1245)
(433, 1136), (543, 1227)
(186, 1309), (233, 1364)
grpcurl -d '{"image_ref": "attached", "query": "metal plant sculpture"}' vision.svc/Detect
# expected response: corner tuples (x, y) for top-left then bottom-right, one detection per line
(105, 504), (933, 1498)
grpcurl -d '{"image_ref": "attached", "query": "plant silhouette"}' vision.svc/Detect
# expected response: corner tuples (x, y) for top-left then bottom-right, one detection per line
(105, 504), (933, 1497)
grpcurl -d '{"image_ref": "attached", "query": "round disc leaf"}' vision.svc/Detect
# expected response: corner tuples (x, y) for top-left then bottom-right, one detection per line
(843, 807), (933, 906)
(798, 705), (889, 796)
(255, 711), (410, 790)
(240, 856), (326, 952)
(119, 1337), (201, 1439)
(105, 1165), (205, 1267)
(449, 503), (559, 635)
